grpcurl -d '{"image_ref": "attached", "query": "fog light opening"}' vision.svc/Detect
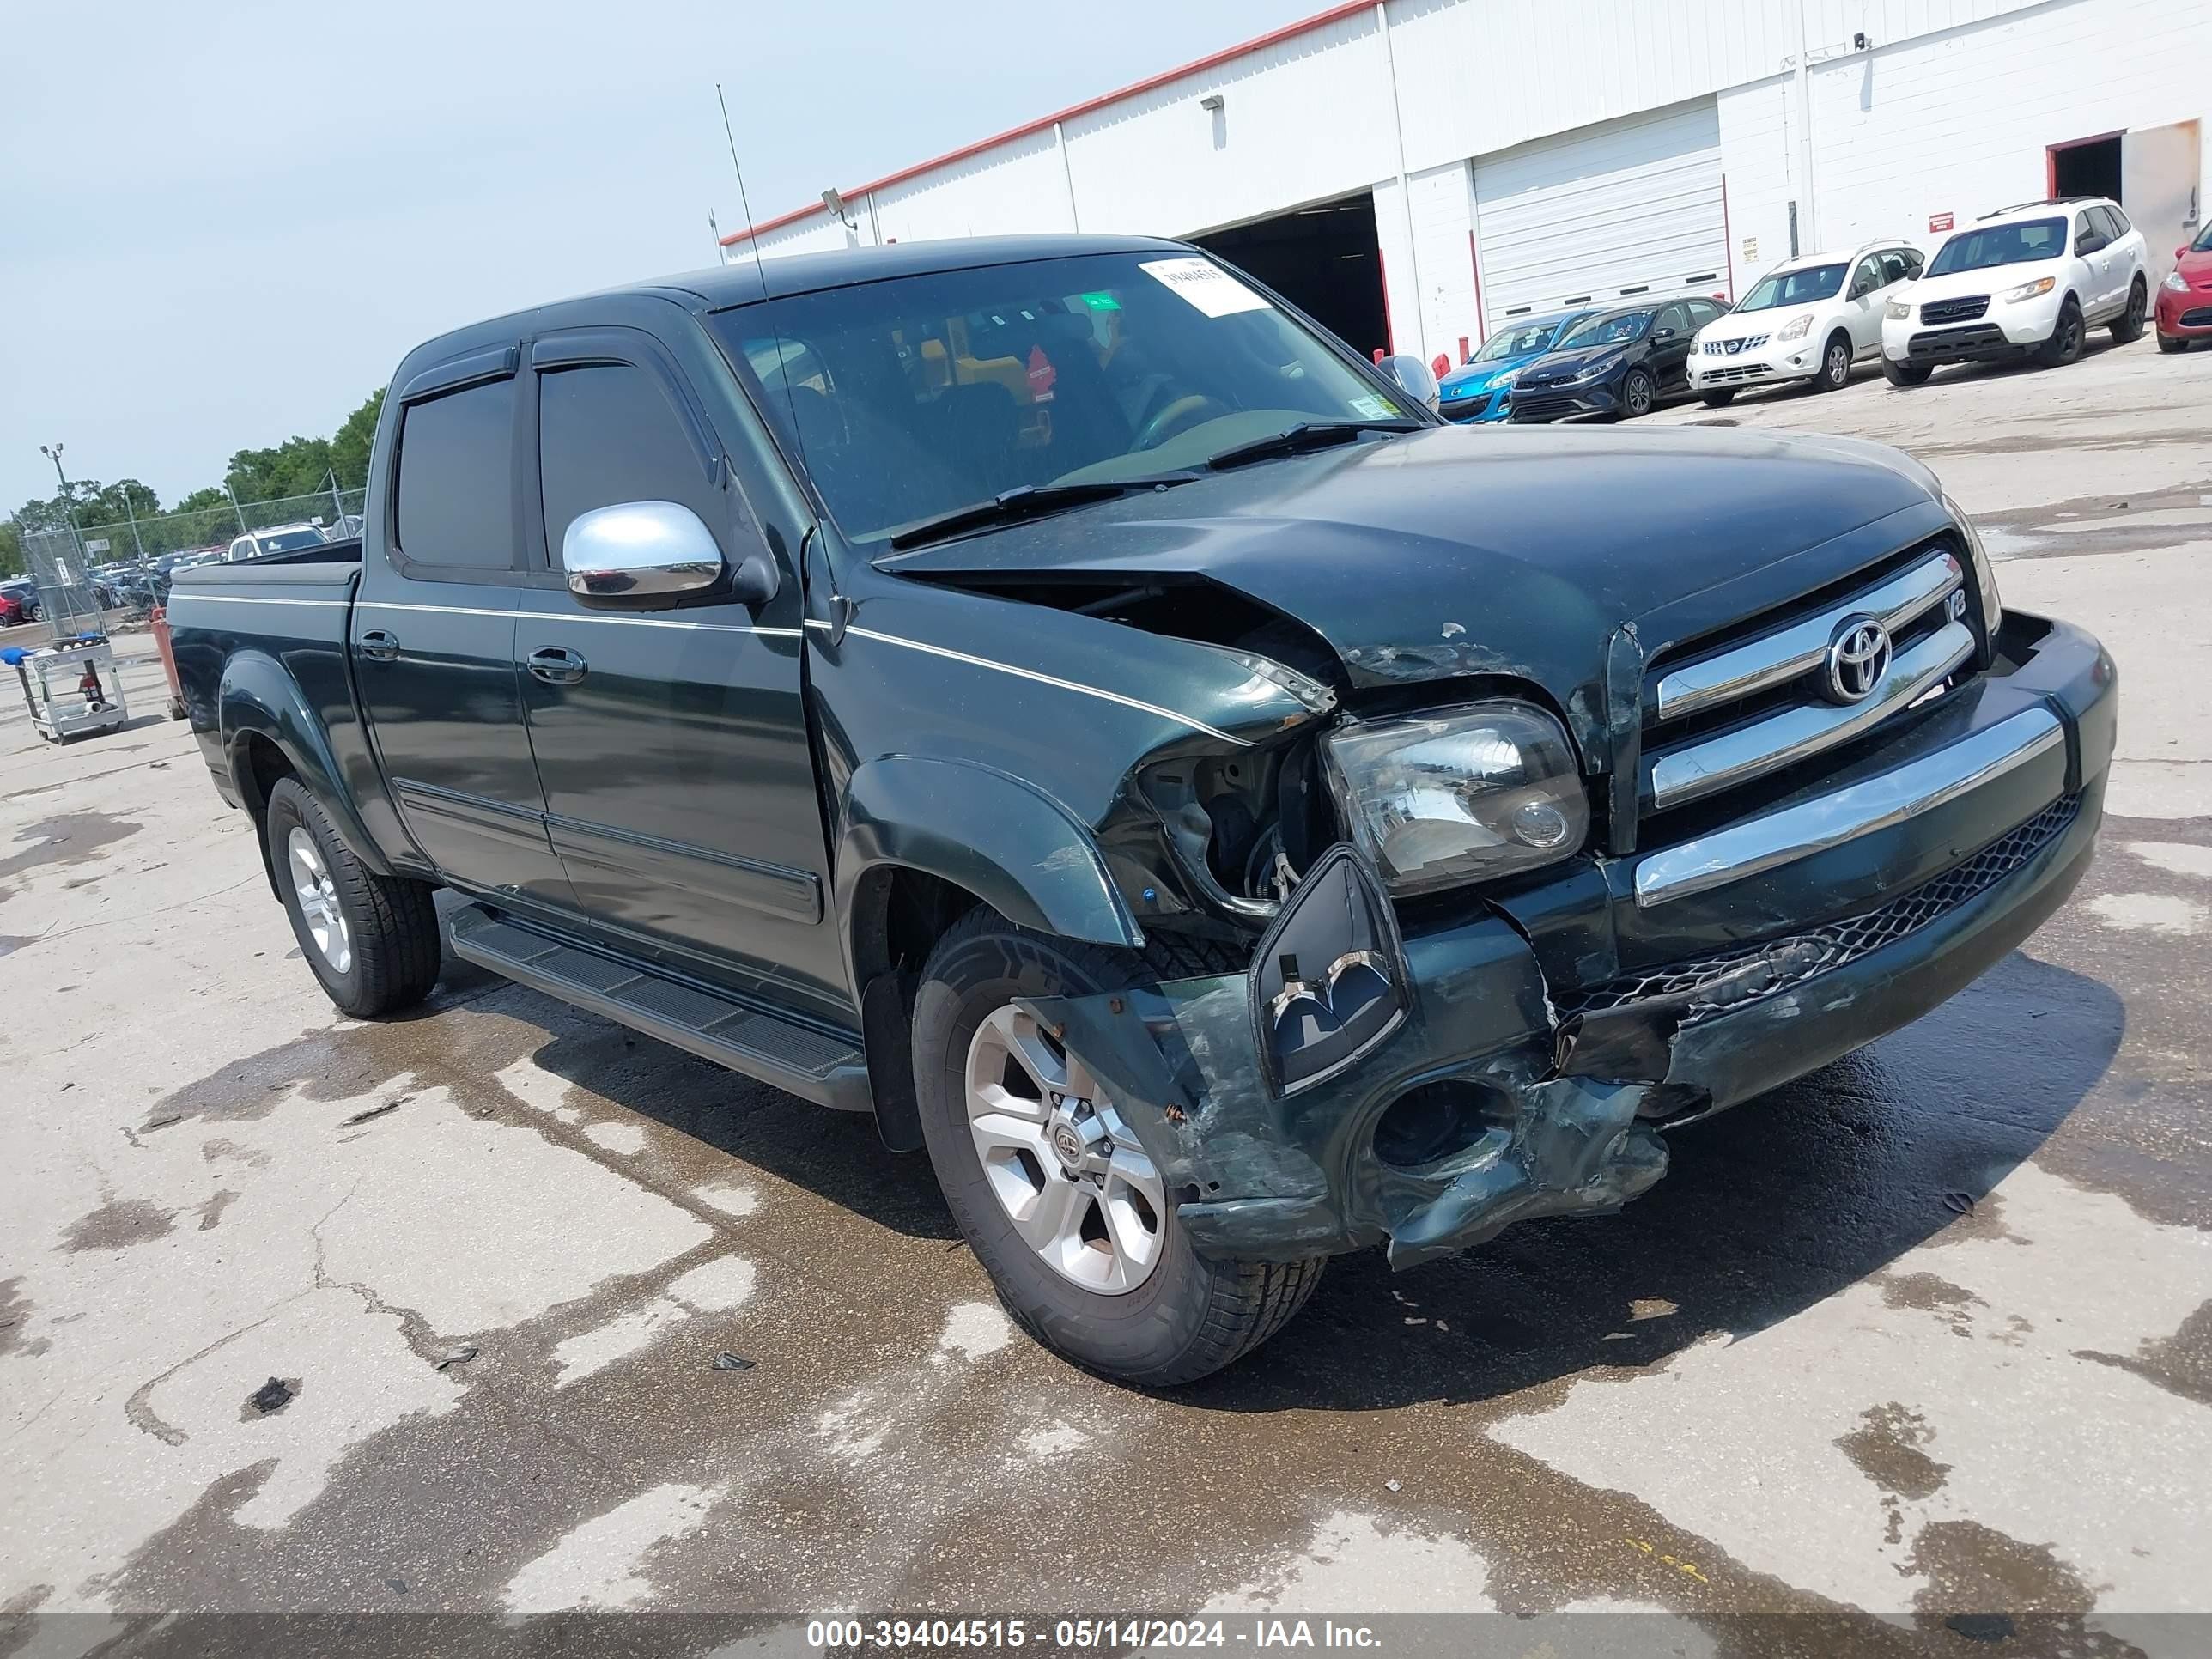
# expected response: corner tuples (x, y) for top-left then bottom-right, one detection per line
(1372, 1080), (1510, 1171)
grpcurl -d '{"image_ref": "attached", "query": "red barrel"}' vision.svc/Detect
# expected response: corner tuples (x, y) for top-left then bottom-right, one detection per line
(150, 605), (187, 720)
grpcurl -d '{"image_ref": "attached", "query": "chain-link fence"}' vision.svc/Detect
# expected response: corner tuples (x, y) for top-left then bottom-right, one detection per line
(66, 484), (368, 562)
(6, 486), (367, 642)
(15, 526), (112, 641)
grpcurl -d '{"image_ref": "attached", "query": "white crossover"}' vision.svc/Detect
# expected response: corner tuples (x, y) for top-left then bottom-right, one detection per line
(1881, 197), (2148, 385)
(1689, 241), (1924, 405)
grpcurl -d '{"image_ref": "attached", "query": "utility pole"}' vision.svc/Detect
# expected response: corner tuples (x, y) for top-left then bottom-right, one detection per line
(325, 468), (344, 527)
(120, 488), (145, 557)
(221, 480), (248, 536)
(40, 442), (68, 494)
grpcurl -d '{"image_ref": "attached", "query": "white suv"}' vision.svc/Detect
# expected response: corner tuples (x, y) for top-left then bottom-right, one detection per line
(1881, 198), (2148, 386)
(1689, 240), (1924, 405)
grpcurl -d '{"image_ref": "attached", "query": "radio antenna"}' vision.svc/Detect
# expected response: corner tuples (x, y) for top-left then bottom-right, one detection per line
(716, 82), (804, 447)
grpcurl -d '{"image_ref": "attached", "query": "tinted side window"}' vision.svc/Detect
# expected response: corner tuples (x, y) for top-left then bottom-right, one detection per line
(2107, 204), (2131, 234)
(538, 364), (717, 562)
(394, 379), (517, 571)
(1687, 299), (1725, 325)
(1655, 302), (1689, 335)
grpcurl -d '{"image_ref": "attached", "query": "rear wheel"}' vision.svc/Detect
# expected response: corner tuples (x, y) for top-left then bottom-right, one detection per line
(1883, 358), (1933, 387)
(1814, 331), (1853, 392)
(264, 778), (441, 1018)
(2036, 298), (2085, 368)
(1618, 368), (1656, 419)
(911, 908), (1323, 1386)
(1698, 389), (1736, 408)
(2112, 279), (2148, 343)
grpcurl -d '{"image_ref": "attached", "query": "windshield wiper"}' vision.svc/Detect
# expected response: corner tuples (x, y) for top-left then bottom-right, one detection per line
(1202, 420), (1424, 472)
(886, 476), (1197, 551)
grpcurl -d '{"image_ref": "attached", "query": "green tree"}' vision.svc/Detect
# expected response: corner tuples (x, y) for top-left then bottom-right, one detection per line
(331, 388), (385, 490)
(0, 518), (23, 578)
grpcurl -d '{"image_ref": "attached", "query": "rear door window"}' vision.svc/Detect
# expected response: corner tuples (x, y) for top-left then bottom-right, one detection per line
(537, 362), (719, 562)
(393, 379), (519, 574)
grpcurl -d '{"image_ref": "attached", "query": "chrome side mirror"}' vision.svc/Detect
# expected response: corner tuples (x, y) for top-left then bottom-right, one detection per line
(1376, 353), (1440, 410)
(562, 501), (726, 602)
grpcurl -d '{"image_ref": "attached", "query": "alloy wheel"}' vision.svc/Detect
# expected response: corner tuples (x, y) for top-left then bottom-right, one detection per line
(286, 826), (352, 974)
(963, 1005), (1165, 1294)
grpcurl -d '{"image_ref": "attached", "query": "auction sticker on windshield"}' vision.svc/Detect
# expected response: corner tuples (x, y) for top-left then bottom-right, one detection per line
(1141, 257), (1271, 318)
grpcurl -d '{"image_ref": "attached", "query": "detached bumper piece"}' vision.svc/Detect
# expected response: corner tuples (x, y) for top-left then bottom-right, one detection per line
(1025, 845), (1669, 1272)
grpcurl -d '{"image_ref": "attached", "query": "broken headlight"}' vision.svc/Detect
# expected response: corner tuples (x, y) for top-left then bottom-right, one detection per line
(1322, 702), (1589, 894)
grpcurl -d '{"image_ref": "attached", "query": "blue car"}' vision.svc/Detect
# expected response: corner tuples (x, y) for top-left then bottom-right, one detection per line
(1436, 310), (1597, 422)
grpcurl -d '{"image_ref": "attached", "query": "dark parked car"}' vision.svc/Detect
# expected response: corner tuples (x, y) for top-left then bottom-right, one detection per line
(0, 579), (40, 627)
(170, 235), (2113, 1385)
(1508, 295), (1730, 421)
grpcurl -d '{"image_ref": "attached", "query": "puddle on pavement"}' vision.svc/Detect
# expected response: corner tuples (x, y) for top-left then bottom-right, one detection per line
(58, 1197), (178, 1253)
(2075, 1297), (2212, 1409)
(1835, 1403), (1950, 1501)
(0, 810), (142, 896)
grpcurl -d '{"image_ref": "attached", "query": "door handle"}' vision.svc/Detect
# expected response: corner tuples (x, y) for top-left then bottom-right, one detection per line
(527, 646), (588, 686)
(358, 629), (400, 662)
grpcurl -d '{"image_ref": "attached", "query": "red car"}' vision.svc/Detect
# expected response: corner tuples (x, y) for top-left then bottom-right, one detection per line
(2156, 222), (2212, 352)
(0, 582), (40, 628)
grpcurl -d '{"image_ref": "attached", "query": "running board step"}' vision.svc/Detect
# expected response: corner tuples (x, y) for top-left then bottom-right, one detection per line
(448, 905), (872, 1113)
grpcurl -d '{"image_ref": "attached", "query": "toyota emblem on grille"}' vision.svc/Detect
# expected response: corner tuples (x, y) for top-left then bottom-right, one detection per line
(1824, 616), (1893, 704)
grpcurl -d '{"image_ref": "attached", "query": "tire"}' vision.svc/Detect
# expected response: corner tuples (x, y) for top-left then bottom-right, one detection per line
(1813, 331), (1853, 392)
(1698, 389), (1736, 408)
(911, 908), (1323, 1387)
(1884, 359), (1932, 387)
(2112, 279), (2148, 343)
(264, 777), (441, 1018)
(2035, 298), (2085, 368)
(1618, 368), (1656, 420)
(2158, 332), (2190, 355)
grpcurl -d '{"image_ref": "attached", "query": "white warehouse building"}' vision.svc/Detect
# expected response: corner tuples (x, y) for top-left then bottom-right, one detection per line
(724, 0), (2209, 371)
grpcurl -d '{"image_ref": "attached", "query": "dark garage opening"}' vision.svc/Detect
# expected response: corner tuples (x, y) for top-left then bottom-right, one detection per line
(2051, 133), (2123, 202)
(1193, 192), (1390, 362)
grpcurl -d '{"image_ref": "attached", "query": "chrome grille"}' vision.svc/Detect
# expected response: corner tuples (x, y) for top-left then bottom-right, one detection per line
(1559, 795), (2080, 1024)
(1643, 547), (1971, 816)
(1918, 295), (1990, 325)
(1700, 363), (1778, 384)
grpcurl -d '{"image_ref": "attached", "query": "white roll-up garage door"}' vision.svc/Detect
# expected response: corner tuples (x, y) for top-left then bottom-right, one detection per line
(1472, 100), (1728, 333)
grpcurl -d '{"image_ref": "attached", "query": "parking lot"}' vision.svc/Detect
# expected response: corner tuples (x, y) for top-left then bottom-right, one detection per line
(3, 334), (2209, 1651)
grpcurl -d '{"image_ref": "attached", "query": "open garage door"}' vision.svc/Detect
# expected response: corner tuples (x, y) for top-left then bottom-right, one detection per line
(1193, 192), (1390, 362)
(1473, 100), (1729, 332)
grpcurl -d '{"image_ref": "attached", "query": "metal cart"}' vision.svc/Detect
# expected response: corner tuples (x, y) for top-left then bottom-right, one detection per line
(9, 637), (130, 743)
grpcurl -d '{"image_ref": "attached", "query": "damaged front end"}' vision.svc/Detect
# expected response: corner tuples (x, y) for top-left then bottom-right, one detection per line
(1023, 843), (1674, 1269)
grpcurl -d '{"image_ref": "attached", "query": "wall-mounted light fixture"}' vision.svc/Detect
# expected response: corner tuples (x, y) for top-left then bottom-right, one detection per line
(1200, 93), (1224, 112)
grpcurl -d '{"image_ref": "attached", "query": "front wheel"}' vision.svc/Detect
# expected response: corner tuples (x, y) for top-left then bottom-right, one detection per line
(1617, 368), (1656, 419)
(1698, 389), (1736, 408)
(911, 909), (1322, 1386)
(2112, 279), (2148, 343)
(2158, 332), (2191, 355)
(264, 777), (441, 1018)
(1883, 358), (1932, 387)
(2036, 299), (2085, 368)
(1813, 332), (1853, 392)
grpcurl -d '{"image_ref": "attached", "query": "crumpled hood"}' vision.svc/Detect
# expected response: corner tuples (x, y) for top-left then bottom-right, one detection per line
(883, 422), (1940, 737)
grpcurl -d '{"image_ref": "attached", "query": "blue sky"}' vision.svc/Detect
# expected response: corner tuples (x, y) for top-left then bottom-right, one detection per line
(0, 0), (1307, 513)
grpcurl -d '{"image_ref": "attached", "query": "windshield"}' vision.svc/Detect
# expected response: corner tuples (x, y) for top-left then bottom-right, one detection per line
(706, 252), (1413, 545)
(1737, 264), (1846, 311)
(254, 529), (328, 554)
(2192, 222), (2212, 253)
(1927, 218), (2067, 276)
(1468, 316), (1575, 363)
(1557, 310), (1651, 350)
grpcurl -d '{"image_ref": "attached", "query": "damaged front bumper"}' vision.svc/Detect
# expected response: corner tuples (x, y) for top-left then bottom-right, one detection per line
(1028, 611), (2115, 1270)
